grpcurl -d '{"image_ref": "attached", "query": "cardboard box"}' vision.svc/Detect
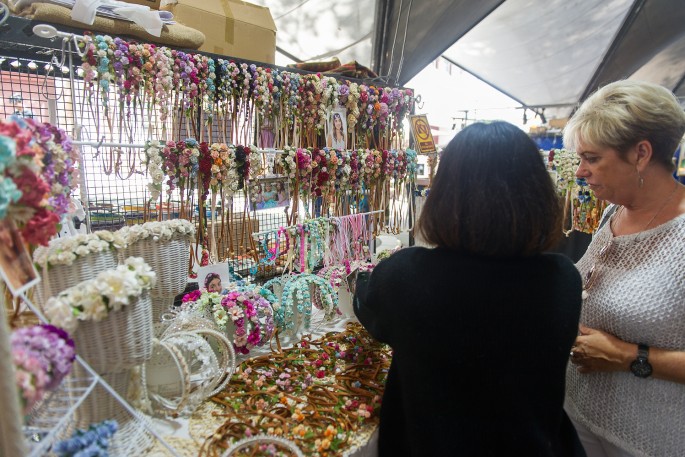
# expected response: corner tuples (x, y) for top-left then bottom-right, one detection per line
(549, 118), (568, 129)
(163, 0), (276, 63)
(123, 0), (161, 10)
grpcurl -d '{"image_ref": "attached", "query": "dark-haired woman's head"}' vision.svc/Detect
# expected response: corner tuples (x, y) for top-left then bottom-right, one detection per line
(204, 272), (222, 292)
(416, 121), (561, 257)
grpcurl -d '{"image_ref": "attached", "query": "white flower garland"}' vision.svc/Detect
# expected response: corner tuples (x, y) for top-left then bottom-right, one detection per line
(143, 140), (165, 202)
(551, 148), (580, 194)
(43, 256), (156, 333)
(118, 219), (196, 244)
(33, 230), (126, 268)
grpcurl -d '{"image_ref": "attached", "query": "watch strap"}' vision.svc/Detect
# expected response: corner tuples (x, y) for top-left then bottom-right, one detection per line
(637, 343), (649, 360)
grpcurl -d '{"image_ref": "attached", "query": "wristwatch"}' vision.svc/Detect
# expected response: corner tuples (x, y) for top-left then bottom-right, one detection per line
(629, 343), (653, 378)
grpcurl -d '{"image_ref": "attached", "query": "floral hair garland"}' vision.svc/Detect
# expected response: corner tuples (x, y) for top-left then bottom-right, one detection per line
(77, 34), (415, 149)
(182, 288), (275, 355)
(221, 289), (275, 354)
(142, 140), (165, 202)
(550, 148), (606, 234)
(204, 322), (391, 457)
(117, 218), (195, 245)
(43, 256), (156, 333)
(32, 230), (125, 268)
(0, 117), (79, 246)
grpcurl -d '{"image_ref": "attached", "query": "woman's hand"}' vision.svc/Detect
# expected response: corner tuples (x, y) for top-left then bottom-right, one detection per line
(570, 324), (633, 373)
(571, 325), (685, 384)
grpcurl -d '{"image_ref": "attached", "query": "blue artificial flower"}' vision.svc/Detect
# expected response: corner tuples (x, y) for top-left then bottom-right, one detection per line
(0, 176), (22, 219)
(576, 177), (588, 186)
(0, 134), (16, 173)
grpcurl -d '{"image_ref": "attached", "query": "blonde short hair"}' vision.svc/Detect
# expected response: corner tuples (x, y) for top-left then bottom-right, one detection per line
(563, 80), (685, 170)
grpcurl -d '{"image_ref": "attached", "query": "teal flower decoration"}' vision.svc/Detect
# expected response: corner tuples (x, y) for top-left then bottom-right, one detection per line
(0, 134), (16, 173)
(0, 175), (22, 219)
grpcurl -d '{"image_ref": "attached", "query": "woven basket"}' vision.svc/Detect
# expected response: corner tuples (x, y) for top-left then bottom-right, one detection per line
(72, 367), (154, 456)
(150, 295), (174, 323)
(73, 367), (132, 428)
(73, 291), (153, 373)
(35, 250), (118, 307)
(120, 234), (190, 298)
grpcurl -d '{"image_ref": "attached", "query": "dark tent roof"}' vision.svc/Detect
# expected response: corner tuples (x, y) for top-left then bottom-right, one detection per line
(252, 0), (685, 121)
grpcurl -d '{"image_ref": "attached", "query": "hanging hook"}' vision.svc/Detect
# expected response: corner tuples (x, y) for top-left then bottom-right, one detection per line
(92, 136), (106, 158)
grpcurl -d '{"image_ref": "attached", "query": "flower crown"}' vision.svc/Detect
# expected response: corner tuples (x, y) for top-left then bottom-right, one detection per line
(220, 289), (275, 354)
(117, 219), (195, 244)
(43, 257), (156, 333)
(33, 230), (125, 268)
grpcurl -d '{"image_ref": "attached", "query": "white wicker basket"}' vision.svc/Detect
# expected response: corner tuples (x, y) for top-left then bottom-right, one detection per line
(120, 234), (190, 298)
(73, 291), (153, 373)
(150, 295), (174, 323)
(35, 250), (118, 307)
(73, 367), (132, 428)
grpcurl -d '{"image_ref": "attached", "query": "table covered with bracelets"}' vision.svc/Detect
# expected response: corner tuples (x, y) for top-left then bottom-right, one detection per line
(144, 308), (390, 457)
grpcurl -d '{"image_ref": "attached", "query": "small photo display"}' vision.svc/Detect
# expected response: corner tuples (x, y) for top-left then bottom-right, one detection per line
(250, 177), (290, 211)
(346, 266), (360, 296)
(0, 218), (40, 297)
(327, 108), (348, 150)
(197, 262), (232, 294)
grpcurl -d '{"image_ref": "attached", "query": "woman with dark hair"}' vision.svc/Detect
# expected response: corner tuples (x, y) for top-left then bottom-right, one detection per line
(204, 272), (223, 293)
(354, 121), (585, 456)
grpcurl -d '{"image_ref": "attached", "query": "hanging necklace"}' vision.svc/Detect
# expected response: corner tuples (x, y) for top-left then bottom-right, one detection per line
(583, 180), (680, 299)
(613, 180), (680, 236)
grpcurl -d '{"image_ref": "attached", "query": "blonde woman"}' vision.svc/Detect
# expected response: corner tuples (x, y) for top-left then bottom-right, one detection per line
(564, 80), (685, 457)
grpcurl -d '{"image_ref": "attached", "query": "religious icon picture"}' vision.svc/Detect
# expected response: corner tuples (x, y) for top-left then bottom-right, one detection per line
(326, 108), (347, 150)
(0, 218), (40, 297)
(249, 177), (291, 211)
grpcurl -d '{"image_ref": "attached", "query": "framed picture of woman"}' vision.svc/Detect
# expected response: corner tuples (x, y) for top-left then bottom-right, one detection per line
(326, 108), (347, 150)
(0, 219), (40, 297)
(250, 177), (291, 211)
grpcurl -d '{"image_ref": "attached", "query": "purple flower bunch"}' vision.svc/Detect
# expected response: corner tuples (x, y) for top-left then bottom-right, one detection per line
(11, 324), (76, 414)
(52, 419), (118, 456)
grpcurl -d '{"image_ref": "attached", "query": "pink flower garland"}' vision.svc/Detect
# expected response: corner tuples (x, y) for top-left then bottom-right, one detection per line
(221, 290), (274, 355)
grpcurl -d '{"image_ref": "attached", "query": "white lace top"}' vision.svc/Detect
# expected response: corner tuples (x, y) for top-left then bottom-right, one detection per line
(565, 206), (685, 457)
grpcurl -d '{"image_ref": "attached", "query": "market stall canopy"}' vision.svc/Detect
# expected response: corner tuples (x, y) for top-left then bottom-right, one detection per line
(251, 0), (685, 121)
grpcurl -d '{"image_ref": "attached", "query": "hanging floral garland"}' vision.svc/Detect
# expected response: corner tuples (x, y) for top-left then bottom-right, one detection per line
(550, 148), (606, 235)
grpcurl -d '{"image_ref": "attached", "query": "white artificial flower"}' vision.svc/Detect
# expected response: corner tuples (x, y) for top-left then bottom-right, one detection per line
(96, 230), (114, 242)
(44, 297), (79, 333)
(74, 245), (90, 257)
(97, 269), (140, 310)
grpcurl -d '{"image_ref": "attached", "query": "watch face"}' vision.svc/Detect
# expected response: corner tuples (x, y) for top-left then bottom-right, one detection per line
(630, 358), (653, 378)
